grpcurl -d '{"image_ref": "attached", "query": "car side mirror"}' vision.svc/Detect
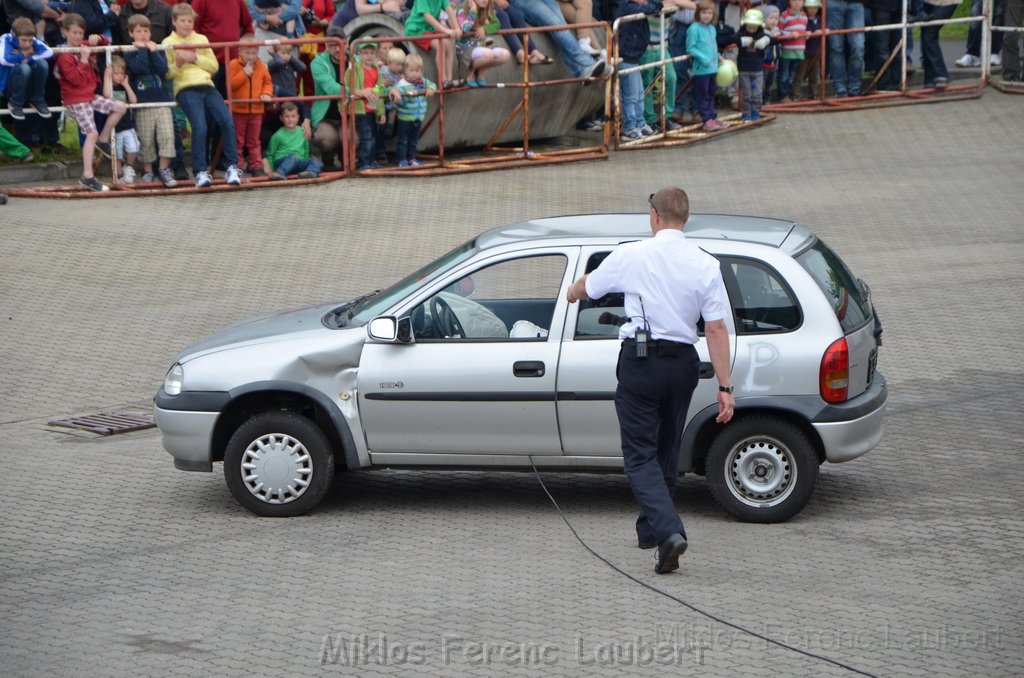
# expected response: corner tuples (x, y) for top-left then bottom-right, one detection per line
(367, 315), (414, 343)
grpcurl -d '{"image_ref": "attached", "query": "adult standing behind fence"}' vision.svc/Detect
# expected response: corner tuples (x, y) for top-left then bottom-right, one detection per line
(826, 0), (865, 96)
(919, 0), (958, 88)
(1003, 0), (1023, 82)
(565, 187), (735, 575)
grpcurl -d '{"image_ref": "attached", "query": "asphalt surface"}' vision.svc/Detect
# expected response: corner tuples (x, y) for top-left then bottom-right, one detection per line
(1, 88), (1023, 677)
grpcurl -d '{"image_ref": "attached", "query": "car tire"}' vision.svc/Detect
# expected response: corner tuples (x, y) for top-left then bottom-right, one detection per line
(705, 416), (818, 523)
(224, 412), (335, 517)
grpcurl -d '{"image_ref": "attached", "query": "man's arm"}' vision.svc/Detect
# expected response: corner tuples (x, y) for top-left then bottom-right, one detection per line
(566, 274), (590, 303)
(704, 318), (734, 423)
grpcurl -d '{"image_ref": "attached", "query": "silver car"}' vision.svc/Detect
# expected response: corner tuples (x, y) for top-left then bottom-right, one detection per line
(155, 214), (886, 522)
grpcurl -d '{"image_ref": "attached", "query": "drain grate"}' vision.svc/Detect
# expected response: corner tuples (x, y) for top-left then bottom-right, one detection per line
(48, 412), (155, 436)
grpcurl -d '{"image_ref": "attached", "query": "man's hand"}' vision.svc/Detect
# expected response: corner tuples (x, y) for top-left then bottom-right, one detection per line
(715, 391), (735, 423)
(565, 274), (589, 303)
(301, 118), (312, 139)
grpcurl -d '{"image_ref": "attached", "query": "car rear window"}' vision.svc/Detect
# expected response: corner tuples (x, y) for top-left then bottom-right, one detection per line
(796, 239), (871, 333)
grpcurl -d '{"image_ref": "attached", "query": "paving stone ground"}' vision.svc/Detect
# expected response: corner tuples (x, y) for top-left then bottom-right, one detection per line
(1, 90), (1022, 677)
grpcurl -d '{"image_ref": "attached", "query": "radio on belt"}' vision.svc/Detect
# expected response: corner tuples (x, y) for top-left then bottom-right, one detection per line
(634, 329), (648, 358)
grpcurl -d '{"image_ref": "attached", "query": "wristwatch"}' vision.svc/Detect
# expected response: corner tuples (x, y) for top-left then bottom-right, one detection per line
(719, 385), (734, 394)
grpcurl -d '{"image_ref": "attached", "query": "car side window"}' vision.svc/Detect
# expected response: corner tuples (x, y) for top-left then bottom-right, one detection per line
(412, 255), (567, 341)
(722, 258), (802, 333)
(574, 252), (625, 338)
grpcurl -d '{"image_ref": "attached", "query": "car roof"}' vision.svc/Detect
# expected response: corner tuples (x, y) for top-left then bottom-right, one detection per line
(477, 213), (814, 253)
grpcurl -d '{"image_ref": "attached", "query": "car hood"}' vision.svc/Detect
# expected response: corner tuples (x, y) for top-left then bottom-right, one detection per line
(177, 302), (342, 362)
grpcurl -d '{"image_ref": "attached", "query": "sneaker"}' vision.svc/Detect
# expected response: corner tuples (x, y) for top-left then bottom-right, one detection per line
(269, 171), (287, 180)
(141, 171), (155, 183)
(990, 53), (1002, 67)
(664, 119), (683, 131)
(583, 59), (606, 79)
(640, 123), (655, 136)
(410, 160), (421, 167)
(9, 102), (25, 120)
(751, 112), (761, 121)
(955, 53), (981, 68)
(297, 170), (316, 179)
(398, 160), (410, 167)
(29, 100), (52, 118)
(934, 77), (949, 89)
(741, 115), (752, 122)
(578, 37), (601, 56)
(95, 139), (112, 157)
(157, 167), (178, 188)
(620, 128), (644, 141)
(225, 165), (242, 185)
(195, 170), (212, 188)
(79, 176), (109, 192)
(120, 165), (136, 184)
(247, 166), (264, 176)
(21, 151), (34, 163)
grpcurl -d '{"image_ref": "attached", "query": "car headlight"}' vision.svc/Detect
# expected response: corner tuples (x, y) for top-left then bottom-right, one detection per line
(163, 363), (184, 396)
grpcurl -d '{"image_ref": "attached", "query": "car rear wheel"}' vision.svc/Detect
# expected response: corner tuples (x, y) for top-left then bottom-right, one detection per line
(224, 412), (335, 517)
(706, 416), (818, 523)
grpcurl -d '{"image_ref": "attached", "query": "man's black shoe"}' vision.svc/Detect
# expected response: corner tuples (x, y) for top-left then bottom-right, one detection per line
(173, 165), (191, 181)
(638, 539), (657, 550)
(654, 534), (687, 574)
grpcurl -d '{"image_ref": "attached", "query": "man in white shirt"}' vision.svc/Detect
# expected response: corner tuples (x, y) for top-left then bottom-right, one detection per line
(566, 187), (735, 574)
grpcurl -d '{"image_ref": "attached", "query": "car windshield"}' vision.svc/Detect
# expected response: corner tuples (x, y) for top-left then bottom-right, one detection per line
(796, 238), (871, 333)
(328, 239), (478, 327)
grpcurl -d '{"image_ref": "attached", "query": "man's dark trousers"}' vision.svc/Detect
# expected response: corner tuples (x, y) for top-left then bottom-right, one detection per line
(615, 342), (700, 546)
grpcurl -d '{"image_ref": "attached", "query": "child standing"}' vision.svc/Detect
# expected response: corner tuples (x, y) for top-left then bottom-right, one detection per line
(267, 43), (307, 111)
(760, 4), (781, 101)
(389, 53), (436, 167)
(263, 101), (322, 179)
(616, 0), (662, 140)
(735, 8), (774, 121)
(228, 35), (273, 175)
(54, 13), (126, 192)
(405, 0), (461, 87)
(1, 17), (54, 121)
(103, 56), (140, 183)
(455, 0), (511, 87)
(355, 40), (381, 170)
(163, 2), (242, 188)
(378, 48), (405, 140)
(797, 0), (821, 99)
(777, 0), (806, 102)
(123, 13), (178, 187)
(686, 0), (722, 130)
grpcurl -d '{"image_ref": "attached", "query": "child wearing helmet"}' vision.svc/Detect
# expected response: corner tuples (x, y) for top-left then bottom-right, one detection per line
(797, 0), (822, 99)
(735, 8), (777, 121)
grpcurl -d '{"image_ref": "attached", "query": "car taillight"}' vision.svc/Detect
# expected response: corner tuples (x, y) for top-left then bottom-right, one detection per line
(820, 338), (849, 404)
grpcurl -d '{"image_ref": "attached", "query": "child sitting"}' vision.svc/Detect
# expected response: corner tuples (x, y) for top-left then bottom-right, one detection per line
(228, 35), (274, 175)
(54, 13), (126, 192)
(263, 101), (322, 179)
(455, 0), (511, 87)
(123, 13), (177, 187)
(389, 53), (436, 167)
(162, 2), (242, 188)
(736, 9), (775, 121)
(1, 17), (54, 121)
(103, 55), (140, 183)
(405, 0), (461, 87)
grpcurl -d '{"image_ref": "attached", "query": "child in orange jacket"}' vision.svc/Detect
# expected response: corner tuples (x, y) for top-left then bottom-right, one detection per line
(228, 35), (273, 174)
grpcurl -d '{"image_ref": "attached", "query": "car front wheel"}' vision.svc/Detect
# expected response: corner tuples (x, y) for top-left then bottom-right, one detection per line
(705, 416), (818, 523)
(224, 412), (335, 517)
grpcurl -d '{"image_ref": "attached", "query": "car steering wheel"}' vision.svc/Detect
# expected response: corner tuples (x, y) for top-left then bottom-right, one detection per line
(430, 296), (466, 338)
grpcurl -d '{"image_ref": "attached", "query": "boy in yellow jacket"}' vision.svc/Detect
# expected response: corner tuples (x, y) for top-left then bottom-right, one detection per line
(162, 2), (242, 187)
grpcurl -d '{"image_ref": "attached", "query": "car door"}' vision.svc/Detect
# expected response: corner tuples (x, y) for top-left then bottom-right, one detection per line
(357, 249), (576, 457)
(556, 246), (733, 457)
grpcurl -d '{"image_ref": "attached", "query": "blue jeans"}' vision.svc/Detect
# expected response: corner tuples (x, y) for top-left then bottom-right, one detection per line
(827, 0), (866, 95)
(777, 58), (801, 98)
(274, 154), (322, 176)
(175, 85), (238, 173)
(355, 113), (376, 169)
(668, 22), (696, 114)
(693, 73), (717, 121)
(510, 0), (596, 77)
(921, 3), (957, 85)
(619, 66), (643, 132)
(7, 60), (49, 105)
(967, 0), (1004, 55)
(395, 118), (422, 162)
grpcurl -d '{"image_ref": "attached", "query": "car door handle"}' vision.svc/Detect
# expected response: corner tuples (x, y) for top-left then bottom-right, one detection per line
(699, 362), (715, 379)
(513, 361), (545, 378)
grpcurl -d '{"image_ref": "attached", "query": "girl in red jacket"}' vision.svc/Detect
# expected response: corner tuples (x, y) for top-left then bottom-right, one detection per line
(54, 13), (127, 192)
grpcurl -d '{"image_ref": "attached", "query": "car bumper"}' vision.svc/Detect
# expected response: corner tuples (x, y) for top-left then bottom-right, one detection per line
(154, 405), (217, 472)
(812, 373), (887, 463)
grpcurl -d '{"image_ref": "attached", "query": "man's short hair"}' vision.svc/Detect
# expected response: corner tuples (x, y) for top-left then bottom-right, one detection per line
(652, 188), (690, 225)
(326, 25), (347, 40)
(11, 17), (35, 37)
(127, 14), (152, 31)
(171, 3), (196, 19)
(61, 13), (87, 31)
